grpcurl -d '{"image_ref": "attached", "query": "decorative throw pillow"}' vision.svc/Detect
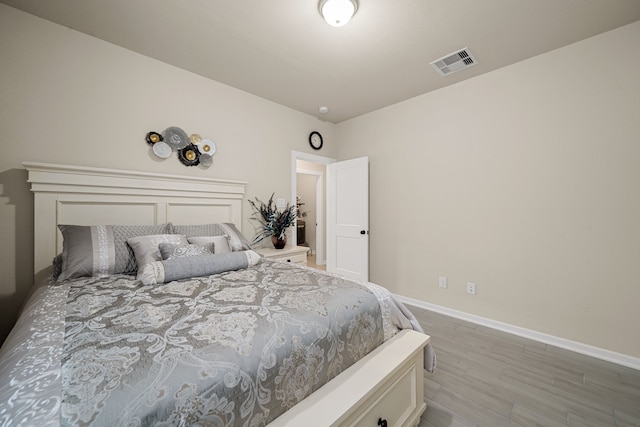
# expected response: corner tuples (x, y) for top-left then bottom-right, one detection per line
(159, 243), (214, 260)
(170, 223), (250, 252)
(187, 235), (232, 254)
(139, 250), (262, 285)
(126, 234), (188, 279)
(57, 223), (171, 281)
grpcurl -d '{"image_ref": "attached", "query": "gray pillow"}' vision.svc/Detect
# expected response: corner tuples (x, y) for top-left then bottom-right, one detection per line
(171, 223), (250, 252)
(57, 223), (171, 281)
(127, 234), (188, 279)
(187, 235), (232, 254)
(139, 250), (261, 285)
(159, 243), (214, 260)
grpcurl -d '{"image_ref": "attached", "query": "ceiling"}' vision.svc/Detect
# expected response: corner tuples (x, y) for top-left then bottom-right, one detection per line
(3, 0), (640, 123)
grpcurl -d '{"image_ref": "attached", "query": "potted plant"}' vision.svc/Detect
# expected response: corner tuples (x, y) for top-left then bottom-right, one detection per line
(249, 193), (297, 249)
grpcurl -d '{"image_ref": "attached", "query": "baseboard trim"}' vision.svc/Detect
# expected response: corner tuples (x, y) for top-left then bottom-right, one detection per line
(395, 294), (640, 371)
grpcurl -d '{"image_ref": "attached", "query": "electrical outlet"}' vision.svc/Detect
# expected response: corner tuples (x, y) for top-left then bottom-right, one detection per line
(466, 282), (476, 295)
(438, 276), (447, 288)
(276, 198), (286, 208)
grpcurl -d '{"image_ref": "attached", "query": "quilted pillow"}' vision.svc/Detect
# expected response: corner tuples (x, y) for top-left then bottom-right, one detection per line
(57, 223), (171, 281)
(170, 223), (250, 252)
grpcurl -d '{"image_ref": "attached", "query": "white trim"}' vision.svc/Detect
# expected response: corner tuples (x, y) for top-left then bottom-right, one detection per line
(291, 150), (336, 165)
(24, 161), (246, 197)
(395, 294), (640, 371)
(314, 175), (325, 265)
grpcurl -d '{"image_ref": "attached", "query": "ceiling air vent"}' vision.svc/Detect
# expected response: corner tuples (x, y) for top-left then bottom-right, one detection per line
(430, 48), (477, 76)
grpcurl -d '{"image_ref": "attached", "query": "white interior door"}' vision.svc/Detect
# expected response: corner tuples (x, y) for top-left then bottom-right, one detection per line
(327, 157), (369, 281)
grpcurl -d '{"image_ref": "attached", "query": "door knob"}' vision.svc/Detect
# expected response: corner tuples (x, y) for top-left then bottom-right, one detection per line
(360, 230), (366, 235)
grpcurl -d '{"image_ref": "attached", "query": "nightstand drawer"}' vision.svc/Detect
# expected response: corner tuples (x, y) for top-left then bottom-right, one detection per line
(255, 246), (308, 266)
(271, 252), (306, 264)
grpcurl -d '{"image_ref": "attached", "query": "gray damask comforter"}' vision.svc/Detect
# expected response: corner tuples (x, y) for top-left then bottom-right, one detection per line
(0, 258), (433, 427)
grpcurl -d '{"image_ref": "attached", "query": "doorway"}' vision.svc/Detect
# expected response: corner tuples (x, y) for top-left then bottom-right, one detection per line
(296, 167), (322, 266)
(291, 151), (334, 267)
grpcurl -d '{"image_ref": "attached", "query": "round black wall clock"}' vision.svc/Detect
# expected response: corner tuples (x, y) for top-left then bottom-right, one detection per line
(309, 131), (323, 150)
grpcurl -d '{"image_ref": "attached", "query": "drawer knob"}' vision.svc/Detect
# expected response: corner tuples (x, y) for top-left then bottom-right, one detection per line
(378, 418), (387, 427)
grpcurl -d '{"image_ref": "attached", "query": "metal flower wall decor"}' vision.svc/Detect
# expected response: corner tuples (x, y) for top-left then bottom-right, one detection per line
(146, 126), (216, 168)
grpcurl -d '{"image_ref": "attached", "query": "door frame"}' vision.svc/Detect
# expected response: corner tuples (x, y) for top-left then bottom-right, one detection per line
(291, 151), (335, 263)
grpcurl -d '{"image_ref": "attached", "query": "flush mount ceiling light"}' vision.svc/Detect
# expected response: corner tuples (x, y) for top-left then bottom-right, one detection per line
(319, 0), (358, 27)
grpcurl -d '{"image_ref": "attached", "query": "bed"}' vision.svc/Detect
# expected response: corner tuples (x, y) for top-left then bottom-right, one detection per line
(0, 162), (434, 427)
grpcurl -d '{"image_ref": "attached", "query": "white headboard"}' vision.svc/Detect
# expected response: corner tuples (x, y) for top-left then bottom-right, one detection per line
(24, 162), (247, 278)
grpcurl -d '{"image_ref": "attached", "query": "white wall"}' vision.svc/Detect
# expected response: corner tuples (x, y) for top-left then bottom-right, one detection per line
(335, 21), (640, 358)
(2, 3), (639, 362)
(0, 4), (335, 344)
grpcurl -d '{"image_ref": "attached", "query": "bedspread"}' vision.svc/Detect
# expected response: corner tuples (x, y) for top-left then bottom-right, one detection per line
(0, 259), (433, 426)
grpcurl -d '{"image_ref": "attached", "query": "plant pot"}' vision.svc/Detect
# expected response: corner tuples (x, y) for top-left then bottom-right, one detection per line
(271, 235), (287, 249)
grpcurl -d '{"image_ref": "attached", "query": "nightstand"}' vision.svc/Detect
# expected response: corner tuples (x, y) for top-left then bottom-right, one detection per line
(255, 246), (308, 266)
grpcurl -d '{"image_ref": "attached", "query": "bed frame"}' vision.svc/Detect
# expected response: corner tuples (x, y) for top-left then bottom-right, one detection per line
(24, 161), (428, 427)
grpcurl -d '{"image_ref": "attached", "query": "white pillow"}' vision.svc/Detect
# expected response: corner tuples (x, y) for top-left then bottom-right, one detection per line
(127, 234), (188, 279)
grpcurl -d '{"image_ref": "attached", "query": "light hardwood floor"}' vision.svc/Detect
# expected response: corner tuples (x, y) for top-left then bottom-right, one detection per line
(405, 305), (640, 427)
(307, 253), (326, 271)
